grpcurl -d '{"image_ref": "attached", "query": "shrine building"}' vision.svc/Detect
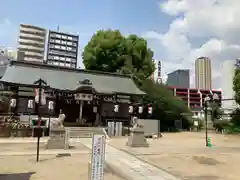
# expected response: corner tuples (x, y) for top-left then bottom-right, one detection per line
(0, 61), (146, 127)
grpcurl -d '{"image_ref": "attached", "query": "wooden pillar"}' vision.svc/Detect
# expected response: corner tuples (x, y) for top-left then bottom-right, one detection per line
(14, 86), (19, 115)
(79, 100), (83, 120)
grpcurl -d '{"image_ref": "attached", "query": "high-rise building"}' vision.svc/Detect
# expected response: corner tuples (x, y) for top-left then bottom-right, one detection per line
(46, 30), (79, 68)
(221, 60), (237, 110)
(17, 24), (47, 62)
(7, 48), (17, 60)
(149, 59), (155, 81)
(0, 46), (16, 65)
(167, 69), (190, 88)
(195, 57), (212, 89)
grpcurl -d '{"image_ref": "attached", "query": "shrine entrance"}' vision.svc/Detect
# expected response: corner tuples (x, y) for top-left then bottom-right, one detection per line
(81, 101), (96, 126)
(56, 89), (100, 127)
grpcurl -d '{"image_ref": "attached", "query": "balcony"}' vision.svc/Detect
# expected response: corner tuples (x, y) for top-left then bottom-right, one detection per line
(20, 26), (46, 36)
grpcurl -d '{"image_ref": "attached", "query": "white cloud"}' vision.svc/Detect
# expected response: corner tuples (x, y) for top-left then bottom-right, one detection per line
(0, 18), (12, 38)
(145, 0), (240, 89)
(0, 18), (18, 48)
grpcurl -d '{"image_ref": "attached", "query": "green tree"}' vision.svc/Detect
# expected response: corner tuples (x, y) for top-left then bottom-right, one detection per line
(210, 102), (222, 122)
(82, 29), (155, 79)
(139, 79), (190, 131)
(233, 64), (240, 105)
(82, 29), (190, 131)
(229, 59), (240, 132)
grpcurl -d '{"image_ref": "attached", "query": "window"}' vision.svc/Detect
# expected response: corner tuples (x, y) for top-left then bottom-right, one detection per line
(50, 50), (59, 54)
(50, 33), (56, 37)
(54, 56), (59, 60)
(56, 34), (61, 38)
(55, 45), (60, 49)
(71, 64), (75, 68)
(67, 52), (76, 57)
(66, 63), (71, 67)
(73, 37), (78, 41)
(66, 57), (71, 62)
(60, 57), (65, 61)
(62, 41), (66, 44)
(60, 62), (64, 66)
(53, 62), (59, 65)
(61, 46), (66, 50)
(55, 40), (61, 43)
(48, 55), (53, 59)
(62, 35), (67, 39)
(67, 36), (73, 40)
(67, 41), (72, 45)
(67, 47), (72, 51)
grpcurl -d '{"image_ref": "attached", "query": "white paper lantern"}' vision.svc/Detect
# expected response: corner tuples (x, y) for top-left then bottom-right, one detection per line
(28, 99), (34, 109)
(114, 104), (119, 112)
(48, 101), (54, 110)
(35, 88), (46, 105)
(93, 106), (97, 113)
(148, 106), (153, 114)
(10, 98), (16, 107)
(129, 105), (133, 113)
(138, 106), (143, 114)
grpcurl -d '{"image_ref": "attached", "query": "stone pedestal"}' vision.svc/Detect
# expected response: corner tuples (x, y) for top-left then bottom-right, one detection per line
(126, 127), (149, 147)
(46, 127), (69, 149)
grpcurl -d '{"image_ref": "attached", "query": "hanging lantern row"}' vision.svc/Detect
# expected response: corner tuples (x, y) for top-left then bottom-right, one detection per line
(114, 104), (152, 114)
(10, 98), (55, 110)
(9, 98), (152, 114)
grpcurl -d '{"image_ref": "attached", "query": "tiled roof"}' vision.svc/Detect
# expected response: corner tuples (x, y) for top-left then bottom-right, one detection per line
(1, 61), (144, 95)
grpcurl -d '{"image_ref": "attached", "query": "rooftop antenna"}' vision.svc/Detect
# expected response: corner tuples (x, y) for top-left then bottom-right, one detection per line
(57, 25), (60, 32)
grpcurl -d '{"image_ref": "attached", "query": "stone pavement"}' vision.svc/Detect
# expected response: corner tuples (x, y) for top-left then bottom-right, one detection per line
(0, 137), (48, 143)
(0, 150), (89, 156)
(79, 138), (181, 180)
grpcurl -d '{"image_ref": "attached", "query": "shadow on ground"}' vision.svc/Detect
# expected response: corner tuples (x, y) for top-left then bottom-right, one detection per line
(0, 172), (35, 180)
(183, 175), (220, 180)
(38, 153), (71, 162)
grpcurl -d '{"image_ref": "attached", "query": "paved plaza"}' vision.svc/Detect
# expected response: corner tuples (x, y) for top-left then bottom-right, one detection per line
(0, 132), (240, 180)
(0, 154), (125, 180)
(109, 132), (240, 180)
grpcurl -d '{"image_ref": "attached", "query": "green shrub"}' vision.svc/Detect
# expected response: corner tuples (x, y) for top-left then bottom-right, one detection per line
(226, 125), (240, 134)
(213, 119), (231, 132)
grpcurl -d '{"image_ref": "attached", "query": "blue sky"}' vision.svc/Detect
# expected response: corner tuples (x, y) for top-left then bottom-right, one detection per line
(0, 0), (174, 67)
(1, 0), (239, 90)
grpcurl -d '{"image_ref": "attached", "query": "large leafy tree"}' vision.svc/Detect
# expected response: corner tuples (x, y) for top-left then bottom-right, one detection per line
(82, 29), (155, 79)
(139, 80), (190, 130)
(82, 29), (190, 130)
(233, 60), (240, 104)
(232, 60), (240, 128)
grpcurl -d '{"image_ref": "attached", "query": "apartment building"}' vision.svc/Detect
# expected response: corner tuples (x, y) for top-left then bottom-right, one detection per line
(17, 24), (47, 62)
(195, 57), (212, 89)
(221, 60), (237, 111)
(168, 86), (222, 118)
(46, 30), (79, 68)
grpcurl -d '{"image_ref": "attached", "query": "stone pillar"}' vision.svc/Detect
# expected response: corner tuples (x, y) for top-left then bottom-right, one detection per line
(46, 127), (68, 149)
(126, 126), (149, 147)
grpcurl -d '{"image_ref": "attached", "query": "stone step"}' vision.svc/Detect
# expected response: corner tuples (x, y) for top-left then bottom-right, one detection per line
(65, 127), (105, 138)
